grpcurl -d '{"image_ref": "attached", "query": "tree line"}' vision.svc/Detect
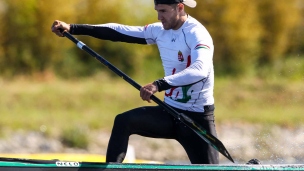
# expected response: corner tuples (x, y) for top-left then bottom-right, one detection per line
(0, 0), (303, 78)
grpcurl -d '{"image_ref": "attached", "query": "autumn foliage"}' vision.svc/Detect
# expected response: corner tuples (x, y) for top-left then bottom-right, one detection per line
(0, 0), (303, 78)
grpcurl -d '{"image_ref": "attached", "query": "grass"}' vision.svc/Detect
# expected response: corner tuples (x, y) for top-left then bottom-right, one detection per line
(0, 73), (303, 138)
(0, 73), (160, 136)
(214, 77), (304, 127)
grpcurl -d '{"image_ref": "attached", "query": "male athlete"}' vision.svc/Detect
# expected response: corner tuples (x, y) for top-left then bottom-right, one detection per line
(52, 0), (219, 164)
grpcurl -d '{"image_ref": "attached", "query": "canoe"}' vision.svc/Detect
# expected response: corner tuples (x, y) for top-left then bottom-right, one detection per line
(0, 157), (304, 171)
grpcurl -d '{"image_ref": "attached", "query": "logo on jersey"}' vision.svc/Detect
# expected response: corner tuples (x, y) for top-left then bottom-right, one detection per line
(195, 44), (210, 50)
(178, 51), (184, 62)
(171, 34), (177, 42)
(165, 55), (192, 103)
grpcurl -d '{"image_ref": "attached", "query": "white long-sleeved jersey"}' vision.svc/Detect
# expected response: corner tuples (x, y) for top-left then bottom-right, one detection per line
(70, 15), (214, 112)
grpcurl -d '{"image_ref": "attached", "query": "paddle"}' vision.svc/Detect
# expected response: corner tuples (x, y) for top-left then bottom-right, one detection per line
(59, 30), (234, 163)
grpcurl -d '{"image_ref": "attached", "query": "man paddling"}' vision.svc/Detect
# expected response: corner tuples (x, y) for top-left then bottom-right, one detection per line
(52, 0), (219, 164)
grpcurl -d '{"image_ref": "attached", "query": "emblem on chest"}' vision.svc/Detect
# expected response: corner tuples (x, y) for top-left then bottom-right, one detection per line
(178, 51), (184, 62)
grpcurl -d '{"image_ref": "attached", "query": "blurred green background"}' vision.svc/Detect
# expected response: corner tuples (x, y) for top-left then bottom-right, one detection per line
(0, 0), (304, 137)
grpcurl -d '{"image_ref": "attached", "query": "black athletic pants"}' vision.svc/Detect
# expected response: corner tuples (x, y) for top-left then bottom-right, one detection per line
(106, 105), (219, 164)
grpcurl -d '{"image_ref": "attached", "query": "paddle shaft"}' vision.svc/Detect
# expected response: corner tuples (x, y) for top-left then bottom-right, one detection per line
(61, 30), (234, 163)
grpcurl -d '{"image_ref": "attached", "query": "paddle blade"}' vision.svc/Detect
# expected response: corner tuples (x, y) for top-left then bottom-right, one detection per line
(180, 113), (234, 163)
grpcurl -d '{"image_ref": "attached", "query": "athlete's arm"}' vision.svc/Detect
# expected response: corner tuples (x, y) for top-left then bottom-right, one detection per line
(70, 23), (147, 44)
(155, 46), (213, 91)
(164, 47), (213, 86)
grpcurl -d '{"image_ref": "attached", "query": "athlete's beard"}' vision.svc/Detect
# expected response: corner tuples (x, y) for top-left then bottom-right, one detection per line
(163, 18), (179, 30)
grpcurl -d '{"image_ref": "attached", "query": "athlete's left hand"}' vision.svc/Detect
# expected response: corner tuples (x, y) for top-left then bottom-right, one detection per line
(140, 82), (158, 103)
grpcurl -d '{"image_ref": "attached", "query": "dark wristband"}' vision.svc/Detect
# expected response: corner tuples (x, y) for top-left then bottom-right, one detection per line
(154, 78), (174, 92)
(69, 24), (75, 34)
(69, 24), (94, 35)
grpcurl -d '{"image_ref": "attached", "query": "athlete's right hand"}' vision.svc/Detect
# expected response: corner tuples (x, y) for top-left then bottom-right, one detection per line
(140, 82), (158, 103)
(51, 20), (70, 37)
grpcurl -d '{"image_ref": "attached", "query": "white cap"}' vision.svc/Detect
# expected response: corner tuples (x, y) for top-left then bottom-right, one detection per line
(154, 0), (197, 8)
(182, 0), (197, 8)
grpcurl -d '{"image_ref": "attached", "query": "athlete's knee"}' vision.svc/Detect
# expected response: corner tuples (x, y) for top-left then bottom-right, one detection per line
(113, 108), (144, 131)
(114, 110), (137, 126)
(114, 113), (129, 126)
